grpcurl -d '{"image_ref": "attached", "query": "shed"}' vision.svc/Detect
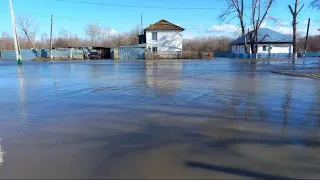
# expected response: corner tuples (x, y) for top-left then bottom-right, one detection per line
(117, 45), (145, 60)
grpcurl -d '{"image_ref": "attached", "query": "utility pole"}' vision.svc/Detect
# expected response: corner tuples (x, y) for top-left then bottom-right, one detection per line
(140, 15), (143, 35)
(8, 0), (22, 65)
(50, 14), (53, 59)
(288, 0), (304, 63)
(304, 18), (310, 55)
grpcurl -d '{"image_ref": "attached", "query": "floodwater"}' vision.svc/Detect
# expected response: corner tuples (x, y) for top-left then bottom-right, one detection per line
(0, 58), (320, 179)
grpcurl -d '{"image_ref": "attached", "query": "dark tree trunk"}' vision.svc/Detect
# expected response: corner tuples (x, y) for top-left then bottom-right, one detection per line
(289, 0), (304, 63)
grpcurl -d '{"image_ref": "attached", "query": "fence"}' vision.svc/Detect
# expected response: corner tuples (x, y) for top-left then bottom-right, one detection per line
(304, 52), (320, 57)
(40, 48), (85, 59)
(70, 49), (85, 59)
(214, 52), (250, 59)
(214, 52), (296, 59)
(0, 49), (38, 60)
(145, 51), (182, 60)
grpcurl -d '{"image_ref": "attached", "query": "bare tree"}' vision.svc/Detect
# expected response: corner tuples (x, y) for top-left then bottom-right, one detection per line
(100, 28), (113, 40)
(250, 0), (274, 59)
(53, 29), (84, 48)
(17, 15), (38, 48)
(38, 32), (50, 48)
(288, 0), (304, 62)
(298, 34), (320, 52)
(0, 32), (15, 50)
(101, 26), (139, 47)
(311, 0), (320, 9)
(219, 0), (249, 53)
(183, 36), (232, 53)
(85, 24), (102, 45)
(123, 25), (141, 45)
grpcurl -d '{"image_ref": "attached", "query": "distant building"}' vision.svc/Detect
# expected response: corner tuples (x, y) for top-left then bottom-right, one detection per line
(139, 19), (184, 56)
(230, 28), (293, 56)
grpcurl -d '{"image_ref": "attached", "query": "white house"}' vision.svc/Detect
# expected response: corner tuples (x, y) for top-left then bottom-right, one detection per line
(230, 28), (293, 57)
(140, 19), (184, 55)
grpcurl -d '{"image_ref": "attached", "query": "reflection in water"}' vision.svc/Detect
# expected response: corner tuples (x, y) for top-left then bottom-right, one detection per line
(1, 60), (320, 178)
(144, 61), (183, 95)
(17, 66), (27, 119)
(0, 139), (4, 167)
(283, 80), (294, 124)
(51, 64), (59, 94)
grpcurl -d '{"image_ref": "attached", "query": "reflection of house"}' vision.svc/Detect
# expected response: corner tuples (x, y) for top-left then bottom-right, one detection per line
(230, 28), (293, 56)
(139, 19), (184, 59)
(145, 61), (183, 94)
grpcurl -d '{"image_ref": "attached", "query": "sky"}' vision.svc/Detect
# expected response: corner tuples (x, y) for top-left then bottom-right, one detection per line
(0, 0), (319, 40)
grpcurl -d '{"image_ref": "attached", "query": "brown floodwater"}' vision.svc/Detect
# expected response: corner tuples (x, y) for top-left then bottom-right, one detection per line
(0, 58), (320, 179)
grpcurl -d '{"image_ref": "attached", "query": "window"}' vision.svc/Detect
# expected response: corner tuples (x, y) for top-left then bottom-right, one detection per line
(152, 47), (158, 52)
(152, 32), (158, 40)
(263, 45), (267, 51)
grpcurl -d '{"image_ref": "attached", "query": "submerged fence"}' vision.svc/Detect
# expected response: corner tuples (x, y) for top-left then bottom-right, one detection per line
(145, 51), (213, 60)
(214, 52), (250, 59)
(304, 52), (320, 57)
(214, 52), (291, 59)
(1, 48), (86, 60)
(1, 49), (37, 60)
(214, 52), (320, 59)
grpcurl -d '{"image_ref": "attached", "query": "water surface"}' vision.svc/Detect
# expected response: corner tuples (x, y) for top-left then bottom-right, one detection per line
(0, 58), (320, 179)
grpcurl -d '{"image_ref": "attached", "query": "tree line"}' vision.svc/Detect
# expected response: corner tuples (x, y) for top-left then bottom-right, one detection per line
(0, 0), (319, 55)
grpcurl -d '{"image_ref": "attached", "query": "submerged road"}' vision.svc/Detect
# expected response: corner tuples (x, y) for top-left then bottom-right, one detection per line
(0, 58), (320, 179)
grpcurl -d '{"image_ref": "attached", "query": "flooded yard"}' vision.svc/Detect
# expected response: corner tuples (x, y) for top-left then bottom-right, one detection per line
(0, 58), (320, 179)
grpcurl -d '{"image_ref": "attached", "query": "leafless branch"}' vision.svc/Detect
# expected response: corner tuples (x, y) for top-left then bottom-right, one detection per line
(310, 0), (320, 10)
(17, 15), (38, 48)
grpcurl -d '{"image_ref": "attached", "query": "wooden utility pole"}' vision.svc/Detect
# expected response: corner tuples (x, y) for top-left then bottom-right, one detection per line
(304, 18), (311, 55)
(288, 0), (304, 62)
(50, 14), (53, 59)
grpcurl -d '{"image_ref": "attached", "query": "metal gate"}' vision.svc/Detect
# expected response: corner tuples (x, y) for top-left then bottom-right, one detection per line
(118, 46), (145, 60)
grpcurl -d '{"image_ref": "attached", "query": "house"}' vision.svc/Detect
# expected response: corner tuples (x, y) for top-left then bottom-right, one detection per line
(139, 19), (185, 59)
(230, 28), (293, 57)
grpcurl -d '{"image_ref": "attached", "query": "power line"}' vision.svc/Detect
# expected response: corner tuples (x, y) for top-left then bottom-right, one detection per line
(37, 15), (205, 29)
(55, 0), (309, 10)
(55, 0), (224, 10)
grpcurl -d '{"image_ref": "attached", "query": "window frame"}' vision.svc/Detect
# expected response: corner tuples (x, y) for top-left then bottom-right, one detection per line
(152, 47), (158, 52)
(152, 32), (158, 41)
(263, 45), (267, 51)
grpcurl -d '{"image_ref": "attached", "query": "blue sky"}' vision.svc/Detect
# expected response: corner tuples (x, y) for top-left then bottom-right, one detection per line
(0, 0), (319, 39)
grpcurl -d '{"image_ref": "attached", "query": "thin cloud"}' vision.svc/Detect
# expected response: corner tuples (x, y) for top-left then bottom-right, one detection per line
(183, 32), (202, 39)
(205, 24), (239, 33)
(280, 21), (290, 26)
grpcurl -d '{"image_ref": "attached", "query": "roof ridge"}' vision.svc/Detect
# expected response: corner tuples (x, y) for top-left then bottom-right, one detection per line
(144, 19), (185, 31)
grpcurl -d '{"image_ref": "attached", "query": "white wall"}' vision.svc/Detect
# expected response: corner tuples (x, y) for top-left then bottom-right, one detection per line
(145, 30), (183, 52)
(231, 44), (293, 54)
(231, 45), (247, 54)
(257, 44), (293, 54)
